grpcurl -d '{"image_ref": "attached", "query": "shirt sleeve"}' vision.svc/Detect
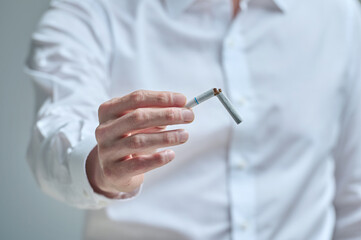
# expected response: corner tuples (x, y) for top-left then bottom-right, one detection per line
(332, 1), (361, 238)
(25, 0), (139, 209)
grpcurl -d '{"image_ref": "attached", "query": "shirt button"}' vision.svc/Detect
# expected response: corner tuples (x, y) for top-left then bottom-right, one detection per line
(240, 0), (250, 11)
(227, 39), (235, 48)
(237, 159), (247, 170)
(239, 221), (248, 231)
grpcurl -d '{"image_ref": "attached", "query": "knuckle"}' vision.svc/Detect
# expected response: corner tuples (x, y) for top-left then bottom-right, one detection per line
(128, 135), (146, 149)
(95, 125), (106, 142)
(155, 93), (170, 105)
(163, 132), (178, 145)
(154, 153), (167, 165)
(131, 109), (148, 123)
(98, 101), (111, 118)
(98, 104), (105, 121)
(164, 108), (179, 122)
(130, 90), (146, 104)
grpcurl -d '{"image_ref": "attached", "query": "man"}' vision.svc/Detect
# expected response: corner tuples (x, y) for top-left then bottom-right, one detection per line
(26, 0), (361, 239)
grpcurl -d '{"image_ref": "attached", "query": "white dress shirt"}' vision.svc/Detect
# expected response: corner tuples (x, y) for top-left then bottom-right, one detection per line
(26, 0), (361, 239)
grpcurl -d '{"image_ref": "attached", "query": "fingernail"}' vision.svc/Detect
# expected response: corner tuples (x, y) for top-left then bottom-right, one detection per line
(182, 109), (194, 122)
(173, 93), (186, 106)
(179, 130), (189, 143)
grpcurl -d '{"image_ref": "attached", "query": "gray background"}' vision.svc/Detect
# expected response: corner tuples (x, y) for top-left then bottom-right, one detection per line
(0, 0), (84, 239)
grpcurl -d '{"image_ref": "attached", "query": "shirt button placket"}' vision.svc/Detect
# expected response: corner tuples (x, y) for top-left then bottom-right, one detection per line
(223, 8), (256, 240)
(239, 221), (248, 231)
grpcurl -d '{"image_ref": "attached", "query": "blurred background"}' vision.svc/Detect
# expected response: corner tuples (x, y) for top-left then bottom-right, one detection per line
(0, 1), (84, 239)
(1, 1), (361, 240)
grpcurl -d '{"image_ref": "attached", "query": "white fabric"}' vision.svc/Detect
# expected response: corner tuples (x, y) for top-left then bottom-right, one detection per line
(25, 0), (361, 239)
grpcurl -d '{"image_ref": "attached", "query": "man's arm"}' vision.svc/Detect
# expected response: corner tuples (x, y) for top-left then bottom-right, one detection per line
(333, 1), (361, 238)
(25, 0), (117, 209)
(27, 0), (194, 208)
(26, 0), (194, 209)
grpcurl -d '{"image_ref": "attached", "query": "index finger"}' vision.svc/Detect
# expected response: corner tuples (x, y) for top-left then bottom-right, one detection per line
(99, 90), (186, 123)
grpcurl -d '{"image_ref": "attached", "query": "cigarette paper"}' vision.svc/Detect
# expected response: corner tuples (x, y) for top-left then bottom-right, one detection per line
(185, 88), (242, 125)
(216, 90), (242, 124)
(185, 88), (219, 108)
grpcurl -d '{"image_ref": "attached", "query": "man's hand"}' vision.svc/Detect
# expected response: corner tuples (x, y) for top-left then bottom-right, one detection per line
(86, 90), (194, 198)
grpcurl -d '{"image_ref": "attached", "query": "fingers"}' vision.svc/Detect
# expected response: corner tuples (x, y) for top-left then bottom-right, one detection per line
(99, 129), (189, 162)
(96, 107), (194, 142)
(123, 150), (176, 177)
(94, 90), (191, 195)
(130, 126), (167, 135)
(103, 150), (176, 186)
(98, 90), (187, 123)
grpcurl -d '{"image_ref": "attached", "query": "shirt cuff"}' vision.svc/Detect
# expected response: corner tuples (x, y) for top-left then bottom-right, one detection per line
(68, 136), (141, 209)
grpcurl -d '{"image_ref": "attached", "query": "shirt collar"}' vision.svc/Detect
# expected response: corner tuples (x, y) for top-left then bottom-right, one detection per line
(164, 0), (194, 17)
(270, 0), (295, 12)
(164, 0), (296, 16)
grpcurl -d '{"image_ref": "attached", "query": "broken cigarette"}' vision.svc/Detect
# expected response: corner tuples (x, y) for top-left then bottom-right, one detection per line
(185, 88), (220, 108)
(185, 88), (242, 125)
(216, 89), (242, 124)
